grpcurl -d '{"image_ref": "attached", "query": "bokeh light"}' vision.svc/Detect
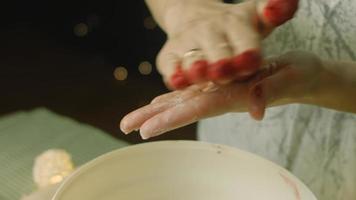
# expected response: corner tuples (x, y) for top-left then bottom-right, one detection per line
(114, 67), (128, 81)
(138, 61), (152, 75)
(143, 16), (157, 30)
(73, 23), (89, 37)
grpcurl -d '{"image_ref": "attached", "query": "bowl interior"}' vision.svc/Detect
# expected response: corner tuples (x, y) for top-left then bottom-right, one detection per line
(53, 141), (316, 200)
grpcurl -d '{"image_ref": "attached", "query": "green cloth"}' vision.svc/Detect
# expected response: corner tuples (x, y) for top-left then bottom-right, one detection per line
(0, 108), (129, 200)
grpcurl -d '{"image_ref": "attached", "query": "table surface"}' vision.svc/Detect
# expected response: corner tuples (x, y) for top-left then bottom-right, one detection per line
(0, 108), (129, 200)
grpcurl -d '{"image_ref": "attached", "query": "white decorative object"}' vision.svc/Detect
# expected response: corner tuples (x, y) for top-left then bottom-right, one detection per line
(33, 149), (74, 188)
(21, 149), (75, 200)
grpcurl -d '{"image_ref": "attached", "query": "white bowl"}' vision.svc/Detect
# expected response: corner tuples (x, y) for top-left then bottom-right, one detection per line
(53, 141), (317, 200)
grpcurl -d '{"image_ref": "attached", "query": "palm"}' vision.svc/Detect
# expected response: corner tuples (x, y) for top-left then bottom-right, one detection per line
(121, 82), (250, 139)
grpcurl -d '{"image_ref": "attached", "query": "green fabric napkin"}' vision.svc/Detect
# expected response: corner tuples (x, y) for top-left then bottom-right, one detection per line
(0, 108), (129, 200)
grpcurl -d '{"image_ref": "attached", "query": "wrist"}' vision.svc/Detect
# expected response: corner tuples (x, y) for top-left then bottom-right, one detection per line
(310, 59), (356, 110)
(294, 59), (329, 106)
(267, 55), (327, 107)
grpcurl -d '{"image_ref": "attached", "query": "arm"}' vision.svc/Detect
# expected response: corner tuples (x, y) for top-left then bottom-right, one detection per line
(248, 51), (356, 120)
(120, 51), (356, 139)
(310, 60), (356, 113)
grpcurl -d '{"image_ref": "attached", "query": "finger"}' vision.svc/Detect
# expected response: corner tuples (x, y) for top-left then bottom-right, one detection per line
(248, 84), (266, 120)
(156, 41), (180, 82)
(196, 26), (235, 83)
(248, 63), (295, 120)
(121, 86), (203, 134)
(181, 49), (209, 83)
(257, 0), (299, 27)
(150, 90), (181, 104)
(139, 96), (215, 140)
(120, 102), (174, 134)
(170, 69), (191, 90)
(150, 84), (205, 104)
(226, 20), (262, 80)
(233, 50), (262, 81)
(139, 103), (201, 140)
(247, 58), (287, 120)
(157, 41), (191, 90)
(139, 84), (246, 139)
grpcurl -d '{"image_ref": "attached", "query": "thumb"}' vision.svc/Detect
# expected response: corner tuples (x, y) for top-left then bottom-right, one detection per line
(256, 0), (299, 27)
(248, 62), (294, 120)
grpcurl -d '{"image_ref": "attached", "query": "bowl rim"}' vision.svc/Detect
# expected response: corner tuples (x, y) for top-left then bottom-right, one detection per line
(52, 140), (315, 200)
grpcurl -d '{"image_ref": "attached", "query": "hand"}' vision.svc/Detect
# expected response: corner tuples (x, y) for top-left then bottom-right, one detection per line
(156, 0), (299, 89)
(120, 51), (324, 140)
(120, 82), (251, 139)
(248, 51), (324, 120)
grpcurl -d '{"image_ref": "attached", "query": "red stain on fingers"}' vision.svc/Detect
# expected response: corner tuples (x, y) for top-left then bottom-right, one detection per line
(169, 68), (191, 90)
(207, 58), (235, 81)
(187, 60), (209, 83)
(232, 49), (262, 80)
(264, 0), (299, 26)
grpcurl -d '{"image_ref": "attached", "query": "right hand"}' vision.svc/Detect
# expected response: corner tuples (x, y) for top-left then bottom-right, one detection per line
(156, 0), (299, 89)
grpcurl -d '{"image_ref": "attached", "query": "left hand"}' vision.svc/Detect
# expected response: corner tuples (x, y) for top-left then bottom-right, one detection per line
(120, 81), (251, 139)
(120, 51), (324, 139)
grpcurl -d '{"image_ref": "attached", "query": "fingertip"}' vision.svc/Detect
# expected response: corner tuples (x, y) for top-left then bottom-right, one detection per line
(263, 0), (299, 26)
(140, 126), (162, 140)
(139, 122), (157, 140)
(138, 127), (149, 140)
(187, 60), (208, 83)
(163, 78), (175, 91)
(253, 14), (273, 36)
(119, 119), (131, 135)
(140, 132), (150, 140)
(169, 70), (191, 90)
(248, 84), (266, 121)
(249, 107), (265, 121)
(232, 49), (262, 79)
(207, 58), (235, 81)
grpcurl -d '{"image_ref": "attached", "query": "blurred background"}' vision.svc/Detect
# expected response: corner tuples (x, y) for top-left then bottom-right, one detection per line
(0, 0), (196, 144)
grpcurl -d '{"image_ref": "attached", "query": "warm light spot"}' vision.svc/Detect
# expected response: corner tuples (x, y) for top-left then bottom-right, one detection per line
(138, 61), (152, 75)
(73, 23), (89, 37)
(143, 17), (157, 30)
(114, 67), (128, 81)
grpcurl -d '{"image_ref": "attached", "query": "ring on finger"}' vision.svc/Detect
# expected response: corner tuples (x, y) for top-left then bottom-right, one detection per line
(182, 48), (205, 70)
